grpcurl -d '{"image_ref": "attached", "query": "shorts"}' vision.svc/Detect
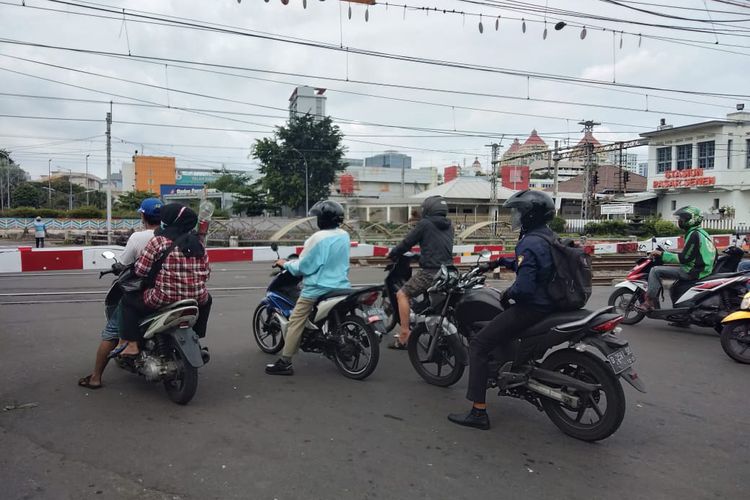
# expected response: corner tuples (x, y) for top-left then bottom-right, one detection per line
(101, 303), (122, 341)
(401, 268), (439, 298)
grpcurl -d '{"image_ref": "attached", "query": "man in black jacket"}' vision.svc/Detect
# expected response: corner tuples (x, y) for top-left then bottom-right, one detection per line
(449, 190), (556, 430)
(388, 196), (454, 348)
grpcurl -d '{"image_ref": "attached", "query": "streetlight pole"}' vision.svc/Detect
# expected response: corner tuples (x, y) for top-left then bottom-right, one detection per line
(59, 168), (73, 211)
(48, 159), (52, 207)
(289, 146), (309, 214)
(85, 154), (90, 206)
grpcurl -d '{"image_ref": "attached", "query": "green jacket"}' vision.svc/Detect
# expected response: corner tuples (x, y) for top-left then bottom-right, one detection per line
(662, 227), (716, 279)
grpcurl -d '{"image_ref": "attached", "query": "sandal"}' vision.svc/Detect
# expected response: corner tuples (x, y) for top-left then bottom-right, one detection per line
(107, 342), (129, 360)
(77, 375), (102, 390)
(388, 340), (407, 350)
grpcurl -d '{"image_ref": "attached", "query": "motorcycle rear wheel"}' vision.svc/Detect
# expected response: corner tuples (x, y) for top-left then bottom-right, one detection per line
(720, 321), (750, 364)
(163, 339), (199, 405)
(407, 323), (465, 387)
(539, 350), (626, 442)
(253, 303), (284, 354)
(608, 288), (646, 325)
(334, 315), (380, 380)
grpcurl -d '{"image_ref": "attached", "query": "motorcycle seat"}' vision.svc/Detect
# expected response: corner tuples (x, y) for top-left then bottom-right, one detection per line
(315, 288), (359, 304)
(525, 309), (597, 336)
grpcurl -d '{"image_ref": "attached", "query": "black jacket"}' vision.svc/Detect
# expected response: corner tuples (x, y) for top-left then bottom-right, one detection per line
(389, 215), (454, 269)
(499, 226), (555, 308)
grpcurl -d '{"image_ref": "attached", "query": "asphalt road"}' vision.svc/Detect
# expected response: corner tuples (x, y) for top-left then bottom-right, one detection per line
(0, 264), (748, 500)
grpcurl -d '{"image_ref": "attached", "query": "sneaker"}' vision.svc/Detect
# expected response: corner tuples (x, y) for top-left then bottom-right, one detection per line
(265, 358), (294, 376)
(447, 408), (490, 430)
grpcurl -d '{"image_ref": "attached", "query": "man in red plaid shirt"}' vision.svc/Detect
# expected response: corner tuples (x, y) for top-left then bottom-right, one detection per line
(116, 204), (211, 358)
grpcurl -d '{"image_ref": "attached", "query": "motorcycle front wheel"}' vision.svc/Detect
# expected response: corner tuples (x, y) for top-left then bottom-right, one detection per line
(407, 323), (465, 387)
(720, 321), (750, 364)
(253, 303), (284, 354)
(539, 349), (626, 442)
(608, 288), (646, 325)
(163, 338), (199, 405)
(334, 315), (380, 380)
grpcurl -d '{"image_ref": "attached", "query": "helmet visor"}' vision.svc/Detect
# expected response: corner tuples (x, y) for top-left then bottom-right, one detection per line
(510, 208), (523, 231)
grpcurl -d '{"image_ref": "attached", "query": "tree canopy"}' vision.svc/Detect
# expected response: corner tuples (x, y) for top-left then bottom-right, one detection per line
(252, 115), (345, 212)
(207, 172), (276, 216)
(115, 190), (158, 211)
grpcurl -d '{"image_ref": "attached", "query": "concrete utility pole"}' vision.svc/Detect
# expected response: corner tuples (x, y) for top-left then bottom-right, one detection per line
(579, 120), (600, 219)
(85, 154), (90, 206)
(48, 159), (52, 207)
(106, 109), (112, 244)
(552, 140), (561, 214)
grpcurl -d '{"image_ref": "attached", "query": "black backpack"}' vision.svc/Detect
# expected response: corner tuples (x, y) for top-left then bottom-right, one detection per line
(528, 232), (592, 311)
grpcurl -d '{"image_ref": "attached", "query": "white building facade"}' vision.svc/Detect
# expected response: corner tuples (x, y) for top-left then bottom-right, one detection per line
(289, 86), (326, 120)
(642, 111), (750, 223)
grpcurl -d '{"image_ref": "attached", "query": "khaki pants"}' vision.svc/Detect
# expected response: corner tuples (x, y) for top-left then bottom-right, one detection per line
(282, 297), (317, 358)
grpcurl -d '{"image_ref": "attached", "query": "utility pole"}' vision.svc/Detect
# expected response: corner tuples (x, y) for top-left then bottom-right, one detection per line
(618, 143), (624, 195)
(579, 120), (600, 219)
(85, 154), (90, 206)
(486, 142), (500, 235)
(552, 140), (561, 214)
(106, 108), (112, 244)
(48, 158), (52, 207)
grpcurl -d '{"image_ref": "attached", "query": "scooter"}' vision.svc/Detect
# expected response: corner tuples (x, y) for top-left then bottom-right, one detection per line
(251, 243), (384, 380)
(100, 251), (207, 405)
(719, 289), (750, 364)
(608, 242), (749, 331)
(407, 263), (645, 442)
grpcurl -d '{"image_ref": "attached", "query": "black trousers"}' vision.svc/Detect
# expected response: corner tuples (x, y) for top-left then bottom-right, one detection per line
(120, 292), (212, 342)
(466, 304), (545, 404)
(35, 238), (44, 248)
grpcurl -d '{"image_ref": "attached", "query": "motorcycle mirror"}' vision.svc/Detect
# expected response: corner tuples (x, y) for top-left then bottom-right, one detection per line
(664, 240), (673, 248)
(270, 242), (278, 252)
(102, 251), (116, 260)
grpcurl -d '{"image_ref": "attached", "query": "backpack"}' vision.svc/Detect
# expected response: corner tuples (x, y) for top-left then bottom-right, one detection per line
(528, 232), (592, 311)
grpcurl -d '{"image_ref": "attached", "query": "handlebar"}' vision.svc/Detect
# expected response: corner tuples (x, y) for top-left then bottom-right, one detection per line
(99, 269), (115, 279)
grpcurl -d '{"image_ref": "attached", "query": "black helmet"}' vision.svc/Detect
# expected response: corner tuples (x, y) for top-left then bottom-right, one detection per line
(421, 195), (448, 217)
(503, 190), (555, 231)
(309, 200), (345, 230)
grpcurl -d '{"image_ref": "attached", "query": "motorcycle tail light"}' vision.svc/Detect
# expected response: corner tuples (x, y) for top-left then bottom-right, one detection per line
(358, 291), (380, 306)
(591, 316), (624, 333)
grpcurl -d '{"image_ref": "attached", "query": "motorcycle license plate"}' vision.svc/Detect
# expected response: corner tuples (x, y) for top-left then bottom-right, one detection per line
(607, 346), (636, 374)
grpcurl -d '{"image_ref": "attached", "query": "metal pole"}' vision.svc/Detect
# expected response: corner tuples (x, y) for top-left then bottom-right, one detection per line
(48, 159), (52, 207)
(106, 109), (112, 244)
(552, 140), (560, 214)
(68, 171), (72, 211)
(305, 156), (309, 214)
(85, 154), (90, 206)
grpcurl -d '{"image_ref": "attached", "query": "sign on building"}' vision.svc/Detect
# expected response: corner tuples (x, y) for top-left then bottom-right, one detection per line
(600, 203), (634, 215)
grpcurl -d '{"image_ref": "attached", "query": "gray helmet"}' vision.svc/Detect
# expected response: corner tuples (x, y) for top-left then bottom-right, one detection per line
(503, 190), (555, 231)
(421, 195), (448, 217)
(309, 200), (345, 229)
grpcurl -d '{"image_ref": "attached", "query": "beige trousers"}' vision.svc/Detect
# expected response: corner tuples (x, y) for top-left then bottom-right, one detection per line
(282, 297), (317, 358)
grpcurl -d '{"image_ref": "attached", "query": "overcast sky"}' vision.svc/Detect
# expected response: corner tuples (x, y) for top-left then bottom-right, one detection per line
(1, 0), (748, 180)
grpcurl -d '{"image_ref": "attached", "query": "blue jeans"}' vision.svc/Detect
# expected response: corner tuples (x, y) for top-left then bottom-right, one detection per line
(647, 266), (690, 302)
(738, 261), (750, 273)
(101, 303), (122, 341)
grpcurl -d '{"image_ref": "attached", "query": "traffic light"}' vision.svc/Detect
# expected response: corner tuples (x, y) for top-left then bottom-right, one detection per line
(593, 172), (599, 185)
(623, 171), (630, 183)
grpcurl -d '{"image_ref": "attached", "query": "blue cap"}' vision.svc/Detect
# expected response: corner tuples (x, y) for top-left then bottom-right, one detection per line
(138, 198), (163, 217)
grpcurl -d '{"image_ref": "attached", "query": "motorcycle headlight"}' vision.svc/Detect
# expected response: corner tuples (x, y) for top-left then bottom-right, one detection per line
(741, 294), (750, 310)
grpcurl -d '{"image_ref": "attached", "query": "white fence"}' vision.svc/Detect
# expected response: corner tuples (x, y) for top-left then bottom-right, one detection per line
(0, 218), (142, 231)
(564, 217), (750, 234)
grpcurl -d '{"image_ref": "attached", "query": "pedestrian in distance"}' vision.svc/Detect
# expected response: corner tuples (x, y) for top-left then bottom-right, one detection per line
(33, 216), (46, 248)
(77, 198), (162, 390)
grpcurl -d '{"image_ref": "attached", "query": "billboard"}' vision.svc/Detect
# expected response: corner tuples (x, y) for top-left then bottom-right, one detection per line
(160, 184), (205, 197)
(175, 170), (219, 185)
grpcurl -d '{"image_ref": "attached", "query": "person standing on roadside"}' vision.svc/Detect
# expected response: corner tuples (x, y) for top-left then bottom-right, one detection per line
(33, 216), (46, 248)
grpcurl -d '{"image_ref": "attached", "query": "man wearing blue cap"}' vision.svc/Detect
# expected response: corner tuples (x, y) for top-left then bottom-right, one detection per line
(78, 198), (162, 389)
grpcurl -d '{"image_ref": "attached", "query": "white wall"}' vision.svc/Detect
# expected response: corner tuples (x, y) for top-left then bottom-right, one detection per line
(121, 162), (135, 192)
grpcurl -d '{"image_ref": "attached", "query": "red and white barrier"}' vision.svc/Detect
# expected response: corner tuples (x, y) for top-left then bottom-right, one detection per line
(0, 237), (737, 273)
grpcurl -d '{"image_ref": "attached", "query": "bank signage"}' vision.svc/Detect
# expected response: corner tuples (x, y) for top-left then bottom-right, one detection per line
(653, 168), (716, 189)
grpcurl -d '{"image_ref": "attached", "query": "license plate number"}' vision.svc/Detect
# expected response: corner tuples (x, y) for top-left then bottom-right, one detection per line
(607, 346), (636, 374)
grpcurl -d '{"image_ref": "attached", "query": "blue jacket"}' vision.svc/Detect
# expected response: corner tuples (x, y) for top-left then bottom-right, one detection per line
(500, 226), (554, 308)
(284, 228), (351, 299)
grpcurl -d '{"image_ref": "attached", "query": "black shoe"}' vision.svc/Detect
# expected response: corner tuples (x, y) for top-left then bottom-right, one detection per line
(447, 409), (490, 430)
(265, 358), (294, 376)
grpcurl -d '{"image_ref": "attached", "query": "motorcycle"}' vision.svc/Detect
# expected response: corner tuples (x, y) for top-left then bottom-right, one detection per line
(100, 251), (207, 405)
(381, 252), (431, 335)
(407, 263), (645, 442)
(719, 289), (750, 364)
(251, 243), (384, 380)
(608, 242), (748, 331)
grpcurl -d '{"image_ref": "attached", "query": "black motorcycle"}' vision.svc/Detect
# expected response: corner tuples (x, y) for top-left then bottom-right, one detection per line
(406, 264), (646, 442)
(100, 251), (206, 405)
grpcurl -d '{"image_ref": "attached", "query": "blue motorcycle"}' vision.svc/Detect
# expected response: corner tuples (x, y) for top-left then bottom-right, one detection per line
(252, 244), (385, 380)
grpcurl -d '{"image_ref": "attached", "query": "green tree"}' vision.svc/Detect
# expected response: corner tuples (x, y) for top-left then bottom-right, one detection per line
(116, 190), (157, 211)
(233, 181), (277, 216)
(12, 183), (44, 208)
(0, 149), (30, 208)
(253, 115), (345, 212)
(207, 172), (249, 193)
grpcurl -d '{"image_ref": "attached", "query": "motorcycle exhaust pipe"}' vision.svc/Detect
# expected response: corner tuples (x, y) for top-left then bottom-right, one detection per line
(525, 380), (581, 409)
(531, 367), (600, 393)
